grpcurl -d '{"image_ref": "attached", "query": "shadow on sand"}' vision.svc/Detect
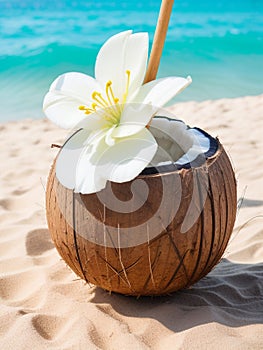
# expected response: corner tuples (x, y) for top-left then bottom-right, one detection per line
(90, 259), (263, 331)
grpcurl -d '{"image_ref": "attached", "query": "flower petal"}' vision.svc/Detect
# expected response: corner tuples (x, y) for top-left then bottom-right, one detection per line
(56, 129), (92, 189)
(111, 103), (157, 138)
(43, 92), (87, 129)
(43, 72), (102, 129)
(56, 128), (109, 193)
(124, 32), (149, 97)
(76, 110), (109, 132)
(75, 146), (109, 194)
(49, 72), (101, 104)
(74, 138), (109, 194)
(58, 127), (157, 194)
(105, 125), (117, 146)
(105, 128), (158, 183)
(133, 76), (192, 107)
(95, 31), (148, 102)
(95, 30), (132, 99)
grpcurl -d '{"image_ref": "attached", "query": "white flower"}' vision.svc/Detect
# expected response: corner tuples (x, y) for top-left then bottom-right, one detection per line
(43, 30), (192, 194)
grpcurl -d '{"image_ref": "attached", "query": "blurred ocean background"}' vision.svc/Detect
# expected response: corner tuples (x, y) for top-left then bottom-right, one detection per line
(0, 0), (262, 122)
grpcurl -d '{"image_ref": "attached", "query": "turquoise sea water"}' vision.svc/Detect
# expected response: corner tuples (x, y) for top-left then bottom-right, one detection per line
(0, 0), (262, 122)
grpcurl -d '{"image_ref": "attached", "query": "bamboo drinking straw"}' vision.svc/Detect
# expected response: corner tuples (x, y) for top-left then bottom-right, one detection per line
(144, 0), (174, 83)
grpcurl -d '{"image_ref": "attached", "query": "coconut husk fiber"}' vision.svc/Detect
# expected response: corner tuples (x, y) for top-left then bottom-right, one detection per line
(46, 139), (237, 296)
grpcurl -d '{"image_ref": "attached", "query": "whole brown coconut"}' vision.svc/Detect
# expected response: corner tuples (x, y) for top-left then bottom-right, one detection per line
(46, 134), (237, 296)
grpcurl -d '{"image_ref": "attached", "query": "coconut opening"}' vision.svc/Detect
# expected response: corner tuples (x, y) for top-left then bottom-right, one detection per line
(143, 116), (218, 174)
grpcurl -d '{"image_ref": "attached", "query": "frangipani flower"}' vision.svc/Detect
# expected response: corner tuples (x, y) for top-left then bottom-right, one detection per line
(43, 30), (192, 194)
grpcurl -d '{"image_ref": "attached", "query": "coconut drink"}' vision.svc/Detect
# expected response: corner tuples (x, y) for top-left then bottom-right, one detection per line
(44, 1), (237, 296)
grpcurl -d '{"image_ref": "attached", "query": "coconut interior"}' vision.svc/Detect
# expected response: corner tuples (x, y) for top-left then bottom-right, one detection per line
(146, 116), (218, 171)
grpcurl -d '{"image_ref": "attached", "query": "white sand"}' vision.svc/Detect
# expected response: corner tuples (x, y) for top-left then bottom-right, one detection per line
(0, 95), (263, 349)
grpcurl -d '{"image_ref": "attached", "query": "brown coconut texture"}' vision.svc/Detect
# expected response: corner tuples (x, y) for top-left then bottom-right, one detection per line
(46, 141), (237, 296)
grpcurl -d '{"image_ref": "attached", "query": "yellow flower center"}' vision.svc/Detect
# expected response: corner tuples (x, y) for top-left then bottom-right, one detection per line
(79, 70), (131, 125)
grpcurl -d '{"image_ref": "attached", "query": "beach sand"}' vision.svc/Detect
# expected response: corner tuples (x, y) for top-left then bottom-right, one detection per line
(0, 95), (262, 349)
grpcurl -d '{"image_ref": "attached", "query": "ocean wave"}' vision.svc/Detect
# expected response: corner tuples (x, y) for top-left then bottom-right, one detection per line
(0, 5), (262, 57)
(1, 28), (262, 70)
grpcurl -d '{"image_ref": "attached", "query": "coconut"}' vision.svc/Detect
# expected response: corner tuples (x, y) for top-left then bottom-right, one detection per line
(46, 117), (237, 296)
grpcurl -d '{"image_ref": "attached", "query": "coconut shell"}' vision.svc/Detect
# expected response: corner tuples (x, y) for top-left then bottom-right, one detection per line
(46, 139), (237, 296)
